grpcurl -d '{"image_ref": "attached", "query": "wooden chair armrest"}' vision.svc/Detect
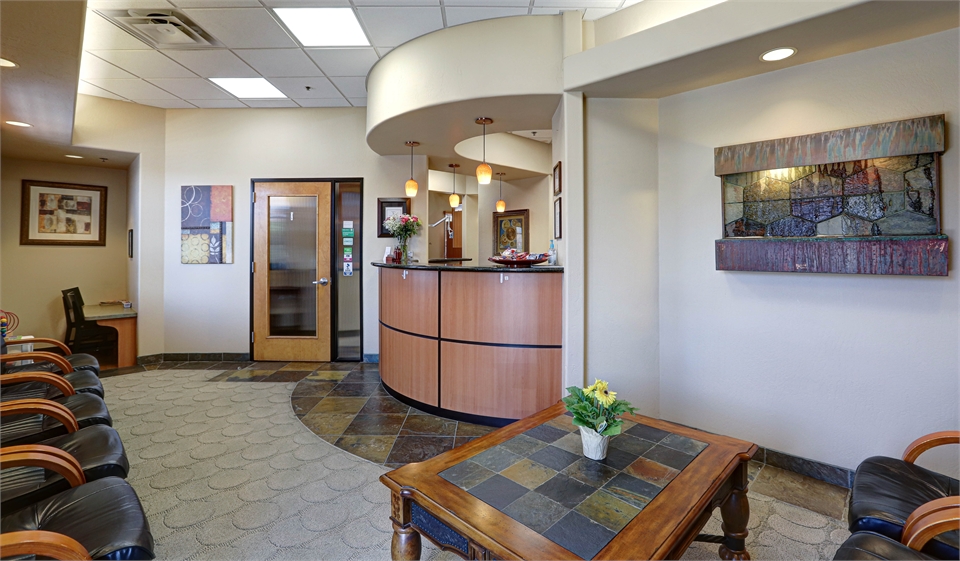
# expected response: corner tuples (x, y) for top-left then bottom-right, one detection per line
(0, 399), (79, 432)
(903, 496), (960, 540)
(0, 530), (91, 560)
(0, 371), (76, 396)
(0, 351), (74, 373)
(902, 505), (960, 551)
(902, 431), (960, 463)
(4, 338), (72, 355)
(0, 444), (86, 487)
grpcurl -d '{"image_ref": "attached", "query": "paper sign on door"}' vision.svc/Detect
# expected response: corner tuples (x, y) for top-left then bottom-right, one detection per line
(343, 262), (353, 276)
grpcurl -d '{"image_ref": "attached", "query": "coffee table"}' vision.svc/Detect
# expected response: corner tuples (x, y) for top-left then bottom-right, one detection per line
(380, 403), (758, 560)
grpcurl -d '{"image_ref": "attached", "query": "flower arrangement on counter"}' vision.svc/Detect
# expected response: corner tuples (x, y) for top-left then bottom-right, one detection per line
(563, 379), (636, 436)
(383, 214), (422, 264)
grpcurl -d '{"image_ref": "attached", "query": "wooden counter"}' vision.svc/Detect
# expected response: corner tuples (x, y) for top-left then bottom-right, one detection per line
(83, 304), (137, 368)
(375, 263), (562, 424)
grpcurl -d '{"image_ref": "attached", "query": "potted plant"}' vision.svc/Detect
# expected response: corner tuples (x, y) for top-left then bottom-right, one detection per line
(562, 379), (637, 460)
(382, 213), (423, 264)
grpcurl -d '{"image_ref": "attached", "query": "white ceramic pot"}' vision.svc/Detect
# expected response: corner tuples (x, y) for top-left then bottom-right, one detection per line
(579, 426), (609, 460)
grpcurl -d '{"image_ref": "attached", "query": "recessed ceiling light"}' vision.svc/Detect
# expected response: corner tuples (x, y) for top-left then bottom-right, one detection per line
(5, 120), (32, 127)
(0, 58), (18, 68)
(274, 8), (370, 47)
(65, 155), (84, 159)
(210, 78), (287, 99)
(760, 47), (796, 62)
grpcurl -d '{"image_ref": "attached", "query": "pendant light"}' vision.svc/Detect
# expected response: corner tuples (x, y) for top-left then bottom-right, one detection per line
(475, 117), (493, 184)
(404, 141), (420, 197)
(495, 172), (506, 213)
(448, 163), (460, 208)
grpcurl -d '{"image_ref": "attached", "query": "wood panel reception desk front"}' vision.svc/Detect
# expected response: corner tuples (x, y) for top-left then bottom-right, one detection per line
(374, 263), (563, 425)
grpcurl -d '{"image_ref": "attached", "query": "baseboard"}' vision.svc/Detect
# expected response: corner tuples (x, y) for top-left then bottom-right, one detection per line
(137, 352), (251, 365)
(754, 447), (854, 489)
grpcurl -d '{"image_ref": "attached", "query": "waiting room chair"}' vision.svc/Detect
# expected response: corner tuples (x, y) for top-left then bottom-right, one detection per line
(62, 288), (118, 357)
(0, 396), (112, 447)
(836, 496), (959, 560)
(2, 369), (104, 400)
(849, 431), (959, 559)
(2, 337), (102, 377)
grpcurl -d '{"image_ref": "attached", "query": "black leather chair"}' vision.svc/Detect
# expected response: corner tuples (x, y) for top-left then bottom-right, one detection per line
(62, 287), (118, 356)
(1, 425), (129, 512)
(835, 532), (937, 560)
(836, 496), (958, 560)
(849, 432), (959, 559)
(1, 396), (112, 447)
(2, 369), (104, 400)
(2, 337), (102, 377)
(1, 476), (155, 559)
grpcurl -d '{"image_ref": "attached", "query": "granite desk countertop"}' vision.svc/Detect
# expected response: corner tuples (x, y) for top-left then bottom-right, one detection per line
(83, 304), (138, 320)
(372, 262), (563, 273)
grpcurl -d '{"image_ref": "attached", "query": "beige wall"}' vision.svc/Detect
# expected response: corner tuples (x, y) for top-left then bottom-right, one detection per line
(0, 157), (128, 340)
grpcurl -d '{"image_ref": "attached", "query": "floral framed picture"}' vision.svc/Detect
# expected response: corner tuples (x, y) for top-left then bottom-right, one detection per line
(378, 198), (410, 237)
(493, 209), (529, 254)
(20, 180), (107, 246)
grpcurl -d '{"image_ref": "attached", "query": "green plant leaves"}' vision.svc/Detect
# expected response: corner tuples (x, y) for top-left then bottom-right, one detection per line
(563, 383), (637, 434)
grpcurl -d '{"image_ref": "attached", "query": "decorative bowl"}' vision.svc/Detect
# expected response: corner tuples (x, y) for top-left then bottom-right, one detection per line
(487, 256), (549, 268)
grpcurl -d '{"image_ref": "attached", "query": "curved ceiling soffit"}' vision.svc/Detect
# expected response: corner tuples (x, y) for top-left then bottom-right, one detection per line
(454, 132), (552, 177)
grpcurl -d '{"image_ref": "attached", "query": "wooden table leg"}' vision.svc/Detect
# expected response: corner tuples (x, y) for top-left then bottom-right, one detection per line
(391, 491), (422, 561)
(719, 460), (751, 560)
(95, 318), (136, 368)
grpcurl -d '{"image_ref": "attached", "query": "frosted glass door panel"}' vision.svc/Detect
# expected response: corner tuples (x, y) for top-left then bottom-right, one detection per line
(269, 196), (317, 337)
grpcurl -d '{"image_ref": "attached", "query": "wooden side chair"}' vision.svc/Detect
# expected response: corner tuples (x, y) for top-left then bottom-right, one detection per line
(0, 446), (154, 560)
(849, 431), (959, 559)
(835, 496), (959, 560)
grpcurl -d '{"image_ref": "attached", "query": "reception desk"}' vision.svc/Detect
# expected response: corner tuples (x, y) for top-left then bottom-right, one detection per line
(374, 262), (563, 425)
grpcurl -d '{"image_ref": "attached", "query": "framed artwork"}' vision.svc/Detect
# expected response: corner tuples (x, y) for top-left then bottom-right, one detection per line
(493, 209), (530, 254)
(20, 180), (107, 246)
(180, 185), (234, 264)
(378, 197), (410, 237)
(553, 161), (562, 196)
(127, 229), (134, 258)
(554, 198), (562, 239)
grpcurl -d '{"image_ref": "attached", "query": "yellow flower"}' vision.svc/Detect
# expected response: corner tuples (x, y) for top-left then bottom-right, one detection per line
(583, 379), (600, 397)
(592, 380), (609, 395)
(596, 388), (616, 407)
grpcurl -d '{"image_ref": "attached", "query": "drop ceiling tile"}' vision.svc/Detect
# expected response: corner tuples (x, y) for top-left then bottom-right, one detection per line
(531, 7), (561, 14)
(330, 76), (366, 97)
(89, 0), (175, 9)
(534, 0), (619, 7)
(181, 8), (297, 48)
(164, 50), (259, 78)
(305, 48), (379, 77)
(444, 0), (528, 5)
(356, 7), (443, 48)
(133, 99), (198, 109)
(348, 97), (367, 106)
(234, 49), (323, 77)
(262, 0), (349, 5)
(377, 47), (393, 56)
(80, 53), (136, 80)
(445, 7), (528, 26)
(145, 78), (234, 99)
(621, 0), (643, 5)
(78, 80), (128, 101)
(172, 0), (261, 7)
(243, 99), (300, 107)
(189, 99), (248, 108)
(354, 0), (439, 5)
(89, 50), (195, 78)
(583, 7), (615, 19)
(85, 78), (180, 100)
(82, 12), (152, 50)
(268, 77), (341, 98)
(294, 98), (351, 107)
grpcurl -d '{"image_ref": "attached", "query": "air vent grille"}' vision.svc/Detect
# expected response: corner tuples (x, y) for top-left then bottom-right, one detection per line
(95, 9), (222, 49)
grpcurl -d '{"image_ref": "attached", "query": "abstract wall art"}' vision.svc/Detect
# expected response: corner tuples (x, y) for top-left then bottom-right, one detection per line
(20, 180), (107, 246)
(180, 185), (233, 264)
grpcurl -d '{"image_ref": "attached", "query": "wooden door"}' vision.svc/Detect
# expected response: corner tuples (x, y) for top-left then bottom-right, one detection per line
(444, 211), (463, 259)
(253, 182), (332, 361)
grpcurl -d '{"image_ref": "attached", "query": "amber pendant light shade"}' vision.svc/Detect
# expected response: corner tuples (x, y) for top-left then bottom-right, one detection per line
(404, 141), (420, 196)
(475, 117), (493, 184)
(495, 172), (506, 212)
(449, 163), (461, 208)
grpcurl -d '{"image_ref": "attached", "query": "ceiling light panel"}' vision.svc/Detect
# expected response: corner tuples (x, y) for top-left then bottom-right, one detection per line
(89, 50), (195, 78)
(5, 121), (32, 127)
(304, 48), (378, 77)
(210, 77), (287, 98)
(145, 78), (234, 99)
(234, 49), (324, 77)
(164, 50), (259, 78)
(85, 78), (180, 99)
(274, 8), (370, 47)
(182, 8), (298, 48)
(356, 7), (443, 48)
(445, 7), (527, 26)
(268, 77), (341, 98)
(330, 76), (366, 98)
(0, 58), (18, 67)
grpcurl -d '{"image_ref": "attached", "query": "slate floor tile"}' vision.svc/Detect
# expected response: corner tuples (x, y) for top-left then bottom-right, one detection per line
(305, 370), (350, 382)
(543, 511), (617, 559)
(310, 397), (368, 415)
(471, 446), (523, 473)
(467, 475), (530, 510)
(386, 436), (455, 464)
(334, 435), (396, 464)
(502, 491), (569, 533)
(525, 424), (568, 444)
(551, 433), (582, 455)
(499, 434), (547, 457)
(624, 457), (680, 487)
(264, 371), (312, 383)
(316, 362), (359, 371)
(300, 413), (354, 436)
(400, 415), (457, 437)
(327, 383), (381, 397)
(625, 423), (671, 443)
(501, 458), (557, 490)
(206, 361), (255, 371)
(440, 460), (496, 490)
(574, 490), (640, 533)
(599, 447), (640, 471)
(243, 362), (288, 371)
(602, 473), (660, 510)
(99, 365), (146, 377)
(291, 381), (337, 397)
(291, 396), (323, 417)
(454, 437), (476, 447)
(545, 415), (578, 433)
(608, 434), (655, 457)
(279, 362), (323, 371)
(358, 397), (409, 415)
(457, 423), (495, 437)
(528, 445), (580, 472)
(343, 414), (406, 436)
(660, 433), (708, 455)
(561, 458), (620, 488)
(643, 445), (695, 471)
(341, 370), (382, 383)
(207, 371), (233, 382)
(535, 473), (595, 509)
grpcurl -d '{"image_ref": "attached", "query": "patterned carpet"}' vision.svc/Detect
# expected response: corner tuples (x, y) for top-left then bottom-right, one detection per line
(102, 368), (850, 560)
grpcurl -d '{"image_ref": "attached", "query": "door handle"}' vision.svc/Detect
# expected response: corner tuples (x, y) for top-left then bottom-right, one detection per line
(313, 278), (329, 286)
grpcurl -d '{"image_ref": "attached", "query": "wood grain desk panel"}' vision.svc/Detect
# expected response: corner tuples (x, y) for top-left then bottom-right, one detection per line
(82, 305), (137, 368)
(440, 271), (561, 346)
(380, 268), (439, 337)
(380, 325), (439, 407)
(439, 342), (561, 419)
